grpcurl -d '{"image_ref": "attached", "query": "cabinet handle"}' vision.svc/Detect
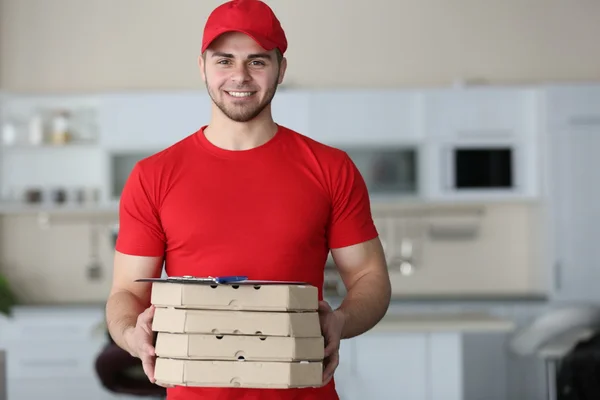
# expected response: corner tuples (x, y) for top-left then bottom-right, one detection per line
(399, 261), (415, 276)
(456, 129), (513, 139)
(21, 359), (79, 368)
(400, 239), (413, 258)
(428, 224), (479, 240)
(554, 261), (562, 291)
(568, 115), (600, 127)
(388, 256), (416, 276)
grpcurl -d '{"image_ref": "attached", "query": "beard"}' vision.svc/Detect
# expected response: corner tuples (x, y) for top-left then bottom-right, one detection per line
(206, 74), (279, 123)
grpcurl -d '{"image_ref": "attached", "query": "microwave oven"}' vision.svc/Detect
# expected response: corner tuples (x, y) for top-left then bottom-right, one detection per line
(442, 143), (519, 192)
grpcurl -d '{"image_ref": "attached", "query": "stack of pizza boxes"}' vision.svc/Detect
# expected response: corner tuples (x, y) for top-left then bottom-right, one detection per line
(150, 278), (324, 388)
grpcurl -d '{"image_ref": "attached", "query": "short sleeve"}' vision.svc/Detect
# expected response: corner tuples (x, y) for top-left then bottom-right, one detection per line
(115, 162), (166, 257)
(327, 154), (379, 249)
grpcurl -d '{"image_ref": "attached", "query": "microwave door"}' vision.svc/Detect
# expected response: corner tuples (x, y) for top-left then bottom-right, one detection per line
(454, 148), (513, 189)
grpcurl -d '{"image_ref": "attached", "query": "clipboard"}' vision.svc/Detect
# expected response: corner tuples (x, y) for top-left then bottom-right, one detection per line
(135, 275), (308, 285)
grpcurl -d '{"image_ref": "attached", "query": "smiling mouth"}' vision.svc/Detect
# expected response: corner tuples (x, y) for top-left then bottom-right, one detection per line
(225, 91), (256, 98)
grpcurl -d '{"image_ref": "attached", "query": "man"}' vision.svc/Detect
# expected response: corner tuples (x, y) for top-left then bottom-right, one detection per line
(105, 0), (391, 399)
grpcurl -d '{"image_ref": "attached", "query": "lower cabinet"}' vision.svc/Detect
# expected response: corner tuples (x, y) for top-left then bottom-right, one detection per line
(8, 377), (121, 400)
(0, 307), (117, 400)
(335, 331), (463, 400)
(1, 307), (469, 400)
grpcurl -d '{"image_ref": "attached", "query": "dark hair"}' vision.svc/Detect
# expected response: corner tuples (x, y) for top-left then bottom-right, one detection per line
(274, 49), (283, 65)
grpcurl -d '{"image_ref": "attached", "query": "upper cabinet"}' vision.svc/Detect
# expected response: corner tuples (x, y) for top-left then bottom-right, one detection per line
(97, 92), (211, 151)
(421, 88), (537, 140)
(307, 90), (421, 145)
(271, 90), (311, 135)
(544, 84), (600, 302)
(544, 84), (600, 130)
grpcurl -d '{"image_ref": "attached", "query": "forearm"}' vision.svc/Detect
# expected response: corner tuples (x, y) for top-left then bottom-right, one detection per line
(336, 270), (391, 339)
(105, 290), (147, 355)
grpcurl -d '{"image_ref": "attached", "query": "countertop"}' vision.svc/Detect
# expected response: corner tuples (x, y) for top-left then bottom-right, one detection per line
(372, 311), (515, 333)
(4, 303), (518, 334)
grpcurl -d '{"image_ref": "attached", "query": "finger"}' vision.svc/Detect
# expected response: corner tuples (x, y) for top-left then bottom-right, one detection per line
(156, 382), (175, 388)
(322, 351), (339, 385)
(144, 341), (156, 357)
(324, 339), (339, 358)
(323, 353), (339, 382)
(318, 301), (332, 313)
(140, 354), (156, 383)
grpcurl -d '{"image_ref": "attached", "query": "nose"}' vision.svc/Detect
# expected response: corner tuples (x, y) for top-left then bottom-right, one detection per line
(230, 63), (251, 84)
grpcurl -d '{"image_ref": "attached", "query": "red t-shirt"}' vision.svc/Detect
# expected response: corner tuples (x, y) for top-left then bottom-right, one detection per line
(116, 125), (378, 400)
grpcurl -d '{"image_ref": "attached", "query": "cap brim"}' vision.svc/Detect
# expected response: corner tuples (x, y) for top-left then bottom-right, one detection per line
(202, 29), (278, 54)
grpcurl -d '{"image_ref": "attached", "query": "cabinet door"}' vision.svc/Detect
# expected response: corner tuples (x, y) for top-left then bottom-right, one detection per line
(308, 90), (420, 145)
(550, 123), (600, 301)
(422, 88), (532, 139)
(98, 92), (210, 151)
(351, 332), (428, 400)
(334, 337), (359, 400)
(428, 333), (463, 400)
(385, 204), (538, 297)
(271, 90), (311, 135)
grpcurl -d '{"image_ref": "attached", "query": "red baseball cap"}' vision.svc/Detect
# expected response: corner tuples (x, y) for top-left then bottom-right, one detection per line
(201, 0), (288, 55)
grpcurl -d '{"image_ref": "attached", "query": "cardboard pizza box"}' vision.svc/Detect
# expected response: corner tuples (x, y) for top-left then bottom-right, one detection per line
(155, 332), (324, 361)
(154, 358), (323, 389)
(149, 281), (318, 311)
(152, 307), (322, 337)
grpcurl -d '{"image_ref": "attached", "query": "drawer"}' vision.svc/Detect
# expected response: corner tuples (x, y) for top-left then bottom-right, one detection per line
(4, 308), (106, 342)
(6, 340), (105, 379)
(8, 377), (115, 400)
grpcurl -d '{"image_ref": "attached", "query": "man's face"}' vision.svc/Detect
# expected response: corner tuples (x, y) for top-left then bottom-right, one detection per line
(200, 32), (287, 123)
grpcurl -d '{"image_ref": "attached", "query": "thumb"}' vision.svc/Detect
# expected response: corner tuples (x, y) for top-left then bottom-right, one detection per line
(140, 305), (155, 325)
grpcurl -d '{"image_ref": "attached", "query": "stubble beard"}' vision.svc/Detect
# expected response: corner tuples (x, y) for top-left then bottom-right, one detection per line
(206, 71), (280, 123)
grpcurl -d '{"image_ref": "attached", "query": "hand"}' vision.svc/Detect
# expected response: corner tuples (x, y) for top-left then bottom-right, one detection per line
(318, 300), (346, 386)
(124, 305), (173, 388)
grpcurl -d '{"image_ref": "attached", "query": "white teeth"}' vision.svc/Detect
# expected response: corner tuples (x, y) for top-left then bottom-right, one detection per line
(228, 91), (253, 98)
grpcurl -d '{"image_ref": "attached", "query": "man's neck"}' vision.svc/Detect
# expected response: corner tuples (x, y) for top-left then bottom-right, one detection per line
(204, 108), (278, 151)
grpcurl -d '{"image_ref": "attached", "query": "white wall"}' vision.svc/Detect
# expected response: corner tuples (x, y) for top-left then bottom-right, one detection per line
(1, 0), (600, 92)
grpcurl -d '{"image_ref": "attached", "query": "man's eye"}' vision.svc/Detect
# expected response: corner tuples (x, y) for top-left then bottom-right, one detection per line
(250, 60), (265, 66)
(217, 59), (231, 65)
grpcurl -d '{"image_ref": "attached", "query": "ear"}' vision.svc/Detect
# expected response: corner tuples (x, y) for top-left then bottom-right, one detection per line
(277, 57), (288, 85)
(198, 54), (207, 82)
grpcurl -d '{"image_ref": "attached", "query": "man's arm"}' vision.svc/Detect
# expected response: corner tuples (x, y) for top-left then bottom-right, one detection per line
(331, 236), (391, 339)
(105, 251), (163, 355)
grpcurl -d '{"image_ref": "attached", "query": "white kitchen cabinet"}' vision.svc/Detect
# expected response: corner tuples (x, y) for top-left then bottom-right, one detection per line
(271, 90), (311, 135)
(333, 335), (357, 400)
(352, 332), (429, 400)
(544, 85), (600, 302)
(334, 330), (465, 400)
(548, 122), (600, 302)
(422, 87), (535, 139)
(2, 307), (110, 400)
(307, 90), (421, 145)
(98, 91), (210, 151)
(544, 84), (600, 130)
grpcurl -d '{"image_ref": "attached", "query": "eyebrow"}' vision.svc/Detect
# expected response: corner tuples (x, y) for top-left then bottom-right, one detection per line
(248, 53), (272, 60)
(211, 52), (272, 60)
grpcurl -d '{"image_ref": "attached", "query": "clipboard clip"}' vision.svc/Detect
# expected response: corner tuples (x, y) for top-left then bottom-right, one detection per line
(165, 275), (248, 284)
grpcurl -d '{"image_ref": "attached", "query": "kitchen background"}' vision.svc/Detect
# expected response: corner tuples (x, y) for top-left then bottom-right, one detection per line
(1, 0), (600, 399)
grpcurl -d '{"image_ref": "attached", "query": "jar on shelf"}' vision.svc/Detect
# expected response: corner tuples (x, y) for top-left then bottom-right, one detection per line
(51, 110), (72, 145)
